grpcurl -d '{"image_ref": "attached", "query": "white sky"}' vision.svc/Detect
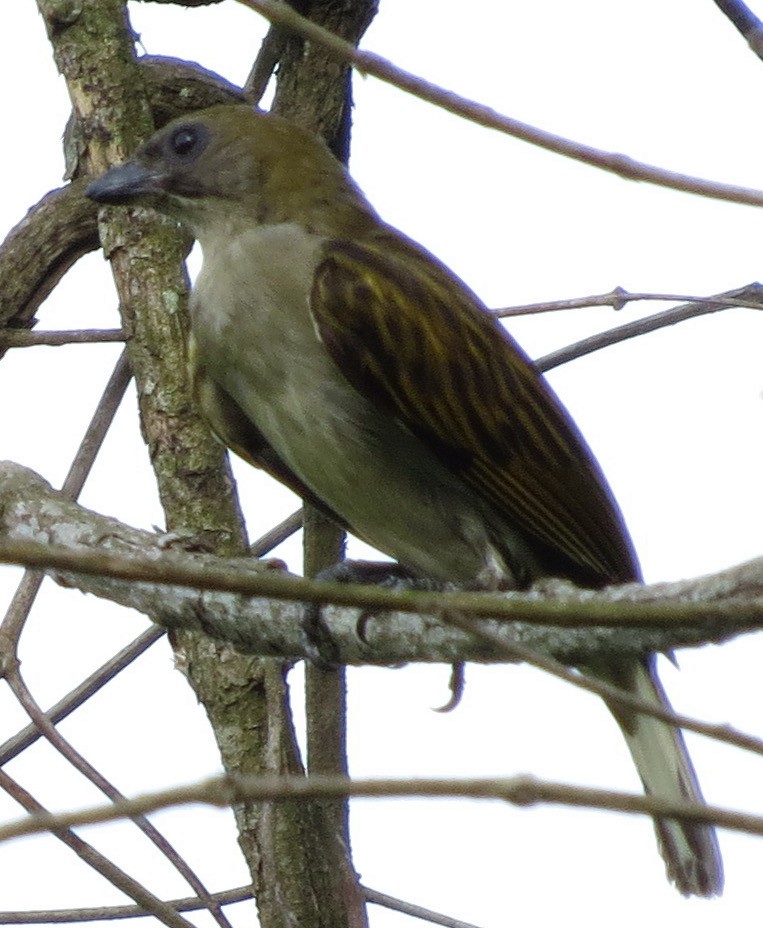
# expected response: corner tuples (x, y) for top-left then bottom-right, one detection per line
(1, 1), (763, 925)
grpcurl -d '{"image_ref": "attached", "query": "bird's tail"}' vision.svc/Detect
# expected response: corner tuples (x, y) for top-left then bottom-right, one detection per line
(599, 658), (724, 897)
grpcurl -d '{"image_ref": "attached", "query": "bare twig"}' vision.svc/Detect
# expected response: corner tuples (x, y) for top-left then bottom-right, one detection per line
(495, 283), (763, 316)
(0, 344), (228, 926)
(1, 530), (762, 639)
(1, 772), (762, 845)
(0, 329), (124, 348)
(0, 351), (132, 653)
(236, 0), (763, 207)
(713, 0), (763, 60)
(0, 884), (472, 928)
(0, 626), (164, 765)
(361, 887), (484, 928)
(0, 769), (194, 928)
(5, 667), (232, 928)
(437, 609), (763, 758)
(249, 508), (302, 557)
(0, 886), (252, 925)
(535, 283), (763, 370)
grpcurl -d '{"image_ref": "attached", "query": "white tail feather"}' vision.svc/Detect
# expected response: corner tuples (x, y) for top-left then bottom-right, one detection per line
(600, 658), (723, 897)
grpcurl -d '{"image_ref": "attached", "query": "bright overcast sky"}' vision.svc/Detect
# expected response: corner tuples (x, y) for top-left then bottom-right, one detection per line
(1, 1), (763, 926)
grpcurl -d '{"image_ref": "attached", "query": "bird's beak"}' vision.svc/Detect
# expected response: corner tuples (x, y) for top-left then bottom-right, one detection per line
(86, 161), (166, 205)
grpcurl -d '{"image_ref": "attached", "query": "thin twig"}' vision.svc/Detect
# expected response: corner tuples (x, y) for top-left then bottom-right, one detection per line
(362, 887), (484, 928)
(249, 507), (303, 557)
(1, 524), (761, 757)
(535, 283), (763, 371)
(0, 884), (470, 928)
(0, 329), (125, 348)
(5, 667), (232, 928)
(236, 0), (763, 207)
(495, 284), (763, 316)
(1, 535), (762, 630)
(0, 886), (252, 925)
(1, 771), (761, 844)
(0, 350), (132, 651)
(0, 350), (227, 923)
(437, 610), (763, 758)
(0, 626), (165, 765)
(0, 769), (194, 928)
(60, 350), (132, 497)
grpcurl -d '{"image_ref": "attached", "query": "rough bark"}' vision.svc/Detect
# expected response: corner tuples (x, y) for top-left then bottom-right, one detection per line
(29, 2), (378, 926)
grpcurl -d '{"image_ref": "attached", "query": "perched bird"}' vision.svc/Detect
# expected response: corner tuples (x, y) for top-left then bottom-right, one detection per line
(87, 104), (722, 896)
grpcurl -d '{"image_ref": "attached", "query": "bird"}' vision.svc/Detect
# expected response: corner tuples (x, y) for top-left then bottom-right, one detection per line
(86, 104), (723, 897)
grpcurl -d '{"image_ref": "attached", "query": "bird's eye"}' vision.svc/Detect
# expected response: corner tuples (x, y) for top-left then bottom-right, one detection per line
(170, 126), (200, 157)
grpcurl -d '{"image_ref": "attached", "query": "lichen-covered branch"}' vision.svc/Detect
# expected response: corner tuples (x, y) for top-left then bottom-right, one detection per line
(0, 181), (98, 338)
(2, 461), (761, 665)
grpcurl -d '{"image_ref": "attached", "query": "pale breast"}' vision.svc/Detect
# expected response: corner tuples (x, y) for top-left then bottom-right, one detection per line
(188, 222), (532, 583)
(190, 222), (378, 481)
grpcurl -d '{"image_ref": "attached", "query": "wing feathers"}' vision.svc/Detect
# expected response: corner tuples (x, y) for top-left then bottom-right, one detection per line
(312, 233), (639, 586)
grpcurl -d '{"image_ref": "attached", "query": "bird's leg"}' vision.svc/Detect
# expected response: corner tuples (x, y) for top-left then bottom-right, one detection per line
(303, 561), (466, 710)
(302, 559), (420, 667)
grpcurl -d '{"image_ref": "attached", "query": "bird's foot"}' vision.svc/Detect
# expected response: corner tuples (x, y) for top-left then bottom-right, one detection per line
(303, 561), (465, 711)
(303, 559), (420, 668)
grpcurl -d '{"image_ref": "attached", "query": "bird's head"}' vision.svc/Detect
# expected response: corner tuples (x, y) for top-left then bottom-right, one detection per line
(86, 105), (374, 237)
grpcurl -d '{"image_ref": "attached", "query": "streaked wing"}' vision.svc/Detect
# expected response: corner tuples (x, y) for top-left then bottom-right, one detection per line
(311, 232), (639, 586)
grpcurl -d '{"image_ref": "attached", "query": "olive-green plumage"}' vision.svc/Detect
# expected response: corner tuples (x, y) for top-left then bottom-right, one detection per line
(87, 104), (722, 896)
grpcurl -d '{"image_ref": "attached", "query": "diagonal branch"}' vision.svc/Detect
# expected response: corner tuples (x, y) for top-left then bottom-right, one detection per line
(535, 283), (763, 370)
(713, 0), (763, 60)
(6, 664), (233, 928)
(236, 0), (763, 207)
(0, 769), (195, 928)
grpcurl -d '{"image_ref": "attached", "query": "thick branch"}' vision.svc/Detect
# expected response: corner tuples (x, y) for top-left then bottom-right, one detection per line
(64, 56), (247, 180)
(1, 462), (760, 665)
(0, 56), (244, 341)
(267, 0), (378, 159)
(0, 181), (98, 336)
